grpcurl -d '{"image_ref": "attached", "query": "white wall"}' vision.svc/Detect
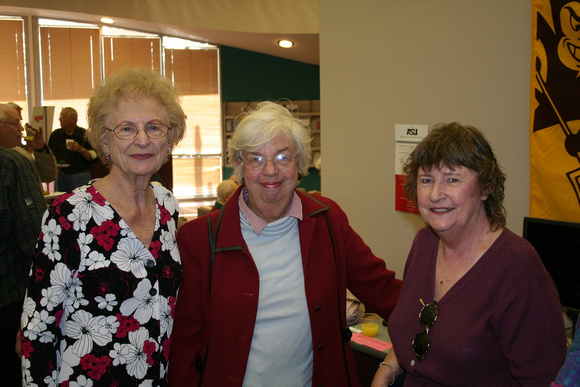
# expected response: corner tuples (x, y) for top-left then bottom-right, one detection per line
(319, 0), (531, 277)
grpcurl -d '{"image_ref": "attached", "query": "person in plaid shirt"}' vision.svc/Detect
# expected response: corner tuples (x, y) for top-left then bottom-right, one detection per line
(0, 103), (46, 387)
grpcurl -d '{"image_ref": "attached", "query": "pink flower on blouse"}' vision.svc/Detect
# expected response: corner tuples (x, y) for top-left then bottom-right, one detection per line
(115, 314), (140, 338)
(80, 353), (112, 381)
(97, 282), (110, 295)
(162, 338), (171, 360)
(52, 193), (70, 208)
(168, 297), (176, 318)
(162, 265), (172, 279)
(159, 206), (171, 225)
(144, 340), (157, 366)
(58, 215), (71, 230)
(87, 186), (106, 205)
(91, 220), (120, 251)
(20, 337), (33, 358)
(54, 309), (64, 327)
(149, 240), (161, 259)
(34, 267), (45, 282)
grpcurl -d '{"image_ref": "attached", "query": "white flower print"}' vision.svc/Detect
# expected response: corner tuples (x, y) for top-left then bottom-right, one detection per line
(108, 327), (155, 379)
(21, 296), (36, 328)
(77, 232), (94, 257)
(56, 342), (79, 384)
(42, 372), (56, 387)
(158, 295), (173, 337)
(95, 293), (118, 311)
(98, 315), (120, 337)
(22, 184), (181, 385)
(64, 310), (113, 357)
(22, 358), (39, 387)
(69, 375), (93, 387)
(111, 238), (152, 278)
(64, 286), (89, 314)
(42, 218), (62, 245)
(119, 218), (132, 238)
(42, 241), (62, 263)
(67, 206), (93, 232)
(80, 250), (110, 271)
(24, 310), (56, 343)
(160, 229), (179, 259)
(47, 263), (80, 309)
(67, 189), (115, 227)
(120, 279), (159, 324)
(110, 341), (130, 366)
(154, 185), (177, 214)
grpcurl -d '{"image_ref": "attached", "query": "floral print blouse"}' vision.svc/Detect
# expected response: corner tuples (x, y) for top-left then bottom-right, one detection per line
(21, 182), (182, 386)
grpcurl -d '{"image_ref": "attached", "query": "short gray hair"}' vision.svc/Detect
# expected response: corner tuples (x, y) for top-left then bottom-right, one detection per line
(228, 101), (312, 182)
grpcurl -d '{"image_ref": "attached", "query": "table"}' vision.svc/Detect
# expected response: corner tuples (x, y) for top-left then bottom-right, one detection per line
(349, 320), (405, 387)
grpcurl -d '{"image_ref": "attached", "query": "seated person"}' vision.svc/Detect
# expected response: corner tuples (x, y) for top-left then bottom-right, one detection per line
(346, 289), (365, 326)
(210, 179), (238, 212)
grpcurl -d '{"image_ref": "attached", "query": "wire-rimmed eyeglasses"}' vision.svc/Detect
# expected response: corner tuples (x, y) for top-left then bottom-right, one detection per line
(105, 123), (171, 140)
(412, 298), (438, 360)
(242, 153), (297, 171)
(0, 120), (22, 127)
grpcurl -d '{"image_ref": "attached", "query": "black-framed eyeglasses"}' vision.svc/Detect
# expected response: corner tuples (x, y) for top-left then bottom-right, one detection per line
(242, 153), (297, 171)
(412, 298), (438, 360)
(105, 123), (171, 140)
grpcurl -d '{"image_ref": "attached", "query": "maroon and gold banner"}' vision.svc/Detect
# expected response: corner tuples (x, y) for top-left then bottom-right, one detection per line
(530, 0), (580, 221)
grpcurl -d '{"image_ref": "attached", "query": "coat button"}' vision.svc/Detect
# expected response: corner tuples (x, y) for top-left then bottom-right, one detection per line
(146, 259), (155, 268)
(317, 345), (324, 351)
(315, 305), (322, 311)
(149, 287), (157, 296)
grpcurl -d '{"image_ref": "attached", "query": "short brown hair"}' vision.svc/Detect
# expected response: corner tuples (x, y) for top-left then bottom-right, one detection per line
(403, 122), (506, 230)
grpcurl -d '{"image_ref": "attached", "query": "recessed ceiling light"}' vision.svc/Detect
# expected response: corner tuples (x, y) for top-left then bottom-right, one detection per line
(278, 39), (294, 48)
(100, 17), (114, 24)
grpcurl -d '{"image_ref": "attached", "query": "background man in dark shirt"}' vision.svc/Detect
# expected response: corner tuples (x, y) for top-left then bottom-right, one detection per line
(48, 107), (95, 192)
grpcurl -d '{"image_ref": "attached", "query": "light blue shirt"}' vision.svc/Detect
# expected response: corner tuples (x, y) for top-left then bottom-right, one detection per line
(240, 210), (313, 387)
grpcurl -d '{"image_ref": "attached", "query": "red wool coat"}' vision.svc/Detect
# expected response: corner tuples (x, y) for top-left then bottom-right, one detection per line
(168, 188), (402, 387)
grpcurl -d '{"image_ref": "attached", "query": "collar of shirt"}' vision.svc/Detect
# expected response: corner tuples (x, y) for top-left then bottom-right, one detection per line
(238, 186), (303, 235)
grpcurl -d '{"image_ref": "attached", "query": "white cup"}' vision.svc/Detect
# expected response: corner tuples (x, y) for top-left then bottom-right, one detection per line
(66, 139), (75, 149)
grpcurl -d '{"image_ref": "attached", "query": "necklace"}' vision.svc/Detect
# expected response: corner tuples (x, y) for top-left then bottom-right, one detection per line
(438, 253), (469, 287)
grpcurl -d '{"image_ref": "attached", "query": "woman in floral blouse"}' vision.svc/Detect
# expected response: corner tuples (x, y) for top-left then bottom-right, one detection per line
(21, 67), (186, 386)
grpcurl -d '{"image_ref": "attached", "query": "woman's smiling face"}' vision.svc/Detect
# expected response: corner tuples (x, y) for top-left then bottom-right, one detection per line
(240, 133), (299, 220)
(416, 164), (488, 238)
(103, 95), (170, 179)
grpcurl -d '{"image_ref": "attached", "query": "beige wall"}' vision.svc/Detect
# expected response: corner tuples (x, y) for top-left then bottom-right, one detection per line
(319, 0), (531, 278)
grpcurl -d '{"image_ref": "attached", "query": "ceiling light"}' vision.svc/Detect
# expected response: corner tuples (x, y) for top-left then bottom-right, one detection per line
(278, 39), (294, 48)
(100, 17), (114, 24)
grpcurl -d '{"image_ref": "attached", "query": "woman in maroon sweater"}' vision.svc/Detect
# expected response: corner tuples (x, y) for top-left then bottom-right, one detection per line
(372, 122), (567, 386)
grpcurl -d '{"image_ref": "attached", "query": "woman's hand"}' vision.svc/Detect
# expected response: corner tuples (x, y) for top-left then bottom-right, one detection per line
(371, 349), (401, 387)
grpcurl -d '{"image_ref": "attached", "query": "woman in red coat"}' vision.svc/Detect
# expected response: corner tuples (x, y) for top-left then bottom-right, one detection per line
(169, 101), (402, 387)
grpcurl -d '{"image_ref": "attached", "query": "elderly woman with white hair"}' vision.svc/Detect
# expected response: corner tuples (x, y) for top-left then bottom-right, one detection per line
(169, 101), (402, 387)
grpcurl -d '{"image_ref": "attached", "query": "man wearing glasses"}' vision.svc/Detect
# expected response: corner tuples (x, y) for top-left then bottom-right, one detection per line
(0, 103), (46, 386)
(6, 102), (57, 191)
(48, 107), (96, 192)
